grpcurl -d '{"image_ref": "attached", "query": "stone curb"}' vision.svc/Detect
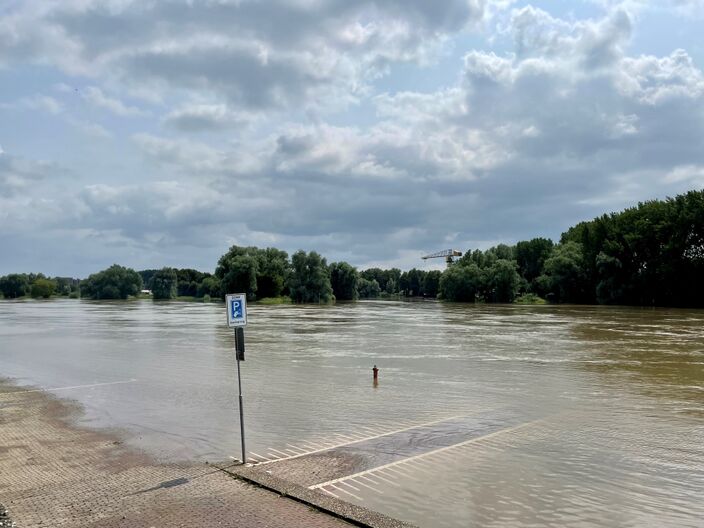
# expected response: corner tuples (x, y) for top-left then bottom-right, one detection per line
(215, 463), (418, 528)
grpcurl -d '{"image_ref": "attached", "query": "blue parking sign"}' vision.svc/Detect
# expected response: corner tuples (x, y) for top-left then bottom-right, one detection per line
(226, 293), (247, 327)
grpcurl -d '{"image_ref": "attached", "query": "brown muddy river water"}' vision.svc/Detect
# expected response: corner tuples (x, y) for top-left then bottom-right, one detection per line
(1, 299), (703, 527)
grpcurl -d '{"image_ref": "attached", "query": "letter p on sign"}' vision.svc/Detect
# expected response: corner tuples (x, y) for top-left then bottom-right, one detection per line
(226, 293), (247, 327)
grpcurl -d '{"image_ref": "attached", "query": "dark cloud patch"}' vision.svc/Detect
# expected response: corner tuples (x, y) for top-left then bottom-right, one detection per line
(0, 151), (53, 197)
(4, 0), (488, 113)
(125, 44), (322, 110)
(162, 105), (251, 132)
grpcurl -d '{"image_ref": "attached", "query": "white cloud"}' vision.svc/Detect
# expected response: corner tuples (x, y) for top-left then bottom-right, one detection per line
(0, 0), (490, 114)
(666, 164), (704, 186)
(1, 94), (64, 114)
(82, 86), (146, 117)
(73, 120), (112, 138)
(132, 133), (235, 173)
(2, 2), (704, 275)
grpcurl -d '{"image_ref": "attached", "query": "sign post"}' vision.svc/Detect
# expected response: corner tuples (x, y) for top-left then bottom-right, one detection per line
(226, 293), (247, 464)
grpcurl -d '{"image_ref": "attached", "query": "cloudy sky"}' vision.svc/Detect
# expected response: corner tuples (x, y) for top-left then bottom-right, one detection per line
(1, 0), (704, 277)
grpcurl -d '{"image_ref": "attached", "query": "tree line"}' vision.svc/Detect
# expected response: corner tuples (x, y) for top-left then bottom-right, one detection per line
(0, 273), (80, 299)
(438, 190), (703, 306)
(1, 190), (702, 306)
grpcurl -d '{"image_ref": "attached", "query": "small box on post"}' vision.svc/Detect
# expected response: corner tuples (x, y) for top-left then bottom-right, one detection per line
(235, 326), (245, 361)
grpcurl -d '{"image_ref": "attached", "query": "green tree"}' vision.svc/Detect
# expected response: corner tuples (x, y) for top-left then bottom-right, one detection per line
(459, 248), (495, 269)
(360, 268), (384, 287)
(255, 248), (290, 299)
(53, 277), (80, 296)
(197, 276), (222, 298)
(357, 277), (381, 298)
(484, 259), (521, 303)
(216, 254), (258, 300)
(516, 238), (554, 284)
(30, 278), (56, 299)
(537, 242), (588, 303)
(360, 268), (401, 294)
(399, 268), (425, 296)
(138, 269), (159, 291)
(175, 269), (207, 297)
(0, 274), (30, 298)
(81, 265), (143, 300)
(287, 250), (333, 303)
(329, 261), (359, 300)
(488, 244), (515, 261)
(592, 251), (624, 304)
(215, 246), (290, 301)
(559, 190), (704, 306)
(422, 270), (442, 298)
(152, 267), (178, 300)
(439, 263), (483, 302)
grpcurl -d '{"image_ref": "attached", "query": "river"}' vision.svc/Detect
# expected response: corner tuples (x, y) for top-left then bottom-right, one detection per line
(1, 299), (703, 527)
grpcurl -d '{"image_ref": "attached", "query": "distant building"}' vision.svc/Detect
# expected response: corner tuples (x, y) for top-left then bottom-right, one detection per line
(140, 289), (152, 295)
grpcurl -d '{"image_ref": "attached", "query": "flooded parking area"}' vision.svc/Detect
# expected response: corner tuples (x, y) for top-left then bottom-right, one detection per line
(1, 299), (703, 527)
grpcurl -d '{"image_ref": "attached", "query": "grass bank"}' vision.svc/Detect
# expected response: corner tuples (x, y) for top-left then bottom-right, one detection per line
(256, 296), (292, 305)
(514, 293), (548, 305)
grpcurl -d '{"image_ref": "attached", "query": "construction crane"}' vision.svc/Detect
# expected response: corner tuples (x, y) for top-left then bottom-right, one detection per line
(422, 249), (463, 266)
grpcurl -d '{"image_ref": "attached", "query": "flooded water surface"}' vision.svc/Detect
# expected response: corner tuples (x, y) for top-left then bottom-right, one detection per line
(1, 299), (703, 527)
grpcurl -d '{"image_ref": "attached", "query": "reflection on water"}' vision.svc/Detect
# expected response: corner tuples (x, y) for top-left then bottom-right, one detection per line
(1, 299), (703, 527)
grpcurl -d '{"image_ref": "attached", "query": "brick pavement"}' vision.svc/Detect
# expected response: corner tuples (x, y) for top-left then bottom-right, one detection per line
(0, 380), (352, 528)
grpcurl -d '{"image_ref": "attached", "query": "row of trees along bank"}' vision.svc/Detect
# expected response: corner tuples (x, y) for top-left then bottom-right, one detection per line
(0, 273), (79, 299)
(1, 190), (702, 306)
(439, 190), (703, 306)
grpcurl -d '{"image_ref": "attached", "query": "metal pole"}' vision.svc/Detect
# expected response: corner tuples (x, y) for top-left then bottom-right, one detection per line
(236, 353), (246, 464)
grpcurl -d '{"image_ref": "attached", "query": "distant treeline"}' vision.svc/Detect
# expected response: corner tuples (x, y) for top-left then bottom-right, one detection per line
(1, 190), (702, 306)
(0, 273), (80, 299)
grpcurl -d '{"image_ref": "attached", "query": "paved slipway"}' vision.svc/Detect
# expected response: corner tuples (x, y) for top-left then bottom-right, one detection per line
(0, 379), (354, 528)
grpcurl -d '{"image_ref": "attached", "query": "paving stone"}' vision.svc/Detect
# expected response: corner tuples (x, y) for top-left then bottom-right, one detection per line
(0, 380), (352, 528)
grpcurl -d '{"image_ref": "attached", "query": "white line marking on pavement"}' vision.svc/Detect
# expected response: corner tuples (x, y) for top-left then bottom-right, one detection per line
(258, 415), (463, 466)
(350, 477), (383, 494)
(384, 465), (419, 480)
(366, 471), (401, 487)
(320, 487), (339, 498)
(428, 450), (461, 462)
(285, 444), (307, 453)
(358, 426), (386, 434)
(309, 419), (543, 491)
(5, 379), (138, 394)
(339, 481), (361, 492)
(359, 475), (381, 485)
(399, 460), (436, 476)
(329, 483), (363, 501)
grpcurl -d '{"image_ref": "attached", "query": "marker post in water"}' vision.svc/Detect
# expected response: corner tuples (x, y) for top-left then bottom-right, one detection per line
(226, 293), (247, 464)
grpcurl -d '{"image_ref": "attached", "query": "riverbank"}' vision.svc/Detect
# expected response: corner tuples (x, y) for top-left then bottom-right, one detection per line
(0, 378), (353, 528)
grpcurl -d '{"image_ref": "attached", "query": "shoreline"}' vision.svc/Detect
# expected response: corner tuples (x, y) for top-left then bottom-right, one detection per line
(0, 377), (356, 528)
